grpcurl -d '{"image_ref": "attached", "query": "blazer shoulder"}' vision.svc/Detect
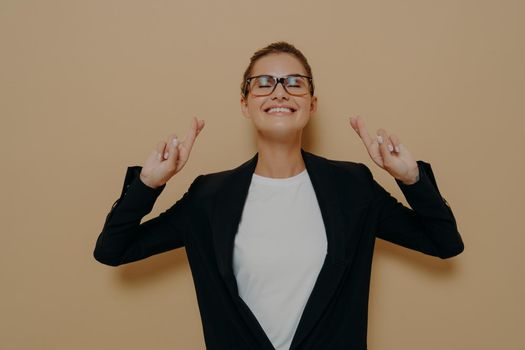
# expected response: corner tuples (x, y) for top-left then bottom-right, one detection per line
(189, 168), (237, 200)
(309, 154), (375, 195)
(324, 156), (372, 181)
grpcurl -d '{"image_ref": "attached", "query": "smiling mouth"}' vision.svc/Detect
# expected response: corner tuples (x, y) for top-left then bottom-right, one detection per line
(264, 107), (297, 115)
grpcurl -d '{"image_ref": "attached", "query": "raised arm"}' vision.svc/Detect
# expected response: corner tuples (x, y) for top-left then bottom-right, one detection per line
(349, 115), (464, 258)
(93, 117), (205, 266)
(93, 166), (203, 266)
(364, 160), (464, 258)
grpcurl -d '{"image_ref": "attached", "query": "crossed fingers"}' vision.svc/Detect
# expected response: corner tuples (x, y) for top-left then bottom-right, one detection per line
(350, 115), (401, 154)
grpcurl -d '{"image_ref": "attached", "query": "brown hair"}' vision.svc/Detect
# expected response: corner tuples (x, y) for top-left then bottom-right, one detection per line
(240, 41), (315, 98)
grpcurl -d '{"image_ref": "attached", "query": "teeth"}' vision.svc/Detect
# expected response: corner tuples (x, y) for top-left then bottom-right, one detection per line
(267, 107), (293, 113)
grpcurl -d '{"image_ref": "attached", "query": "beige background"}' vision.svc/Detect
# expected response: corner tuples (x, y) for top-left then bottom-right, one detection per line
(1, 0), (523, 349)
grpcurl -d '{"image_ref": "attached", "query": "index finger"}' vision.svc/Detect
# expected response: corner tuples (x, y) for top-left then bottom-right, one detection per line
(181, 116), (199, 150)
(353, 115), (374, 148)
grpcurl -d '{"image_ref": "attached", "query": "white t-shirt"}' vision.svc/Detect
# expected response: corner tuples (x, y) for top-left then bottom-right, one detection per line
(232, 168), (328, 350)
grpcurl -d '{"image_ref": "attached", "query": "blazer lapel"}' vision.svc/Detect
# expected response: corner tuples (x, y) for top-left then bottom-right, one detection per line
(210, 148), (370, 349)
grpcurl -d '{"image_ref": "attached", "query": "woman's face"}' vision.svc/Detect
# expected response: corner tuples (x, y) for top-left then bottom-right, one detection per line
(240, 53), (317, 141)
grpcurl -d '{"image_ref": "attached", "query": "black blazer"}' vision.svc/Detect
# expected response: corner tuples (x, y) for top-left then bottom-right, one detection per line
(94, 148), (464, 350)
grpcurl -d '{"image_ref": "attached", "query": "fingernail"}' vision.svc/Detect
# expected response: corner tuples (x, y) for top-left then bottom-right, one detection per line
(377, 135), (383, 144)
(164, 152), (169, 159)
(395, 146), (400, 152)
(172, 138), (178, 146)
(388, 144), (393, 152)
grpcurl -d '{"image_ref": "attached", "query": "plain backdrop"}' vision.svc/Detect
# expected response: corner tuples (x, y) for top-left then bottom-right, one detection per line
(1, 0), (523, 349)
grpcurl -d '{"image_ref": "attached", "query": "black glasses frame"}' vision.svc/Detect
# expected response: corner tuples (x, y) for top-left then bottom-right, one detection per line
(242, 74), (314, 97)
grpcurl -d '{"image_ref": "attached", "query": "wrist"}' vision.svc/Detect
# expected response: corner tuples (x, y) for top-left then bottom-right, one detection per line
(398, 167), (420, 185)
(140, 173), (162, 189)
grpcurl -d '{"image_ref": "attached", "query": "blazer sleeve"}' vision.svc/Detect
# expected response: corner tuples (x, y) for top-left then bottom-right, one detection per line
(93, 165), (202, 266)
(364, 160), (464, 259)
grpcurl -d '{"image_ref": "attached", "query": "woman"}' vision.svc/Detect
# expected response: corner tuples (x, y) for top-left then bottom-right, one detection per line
(94, 41), (464, 350)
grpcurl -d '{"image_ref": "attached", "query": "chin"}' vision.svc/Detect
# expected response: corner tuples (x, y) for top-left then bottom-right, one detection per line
(255, 125), (305, 139)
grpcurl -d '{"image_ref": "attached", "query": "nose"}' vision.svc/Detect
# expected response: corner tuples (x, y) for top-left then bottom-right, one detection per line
(271, 81), (289, 100)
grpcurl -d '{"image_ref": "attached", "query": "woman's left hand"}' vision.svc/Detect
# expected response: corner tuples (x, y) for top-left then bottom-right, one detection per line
(349, 115), (420, 185)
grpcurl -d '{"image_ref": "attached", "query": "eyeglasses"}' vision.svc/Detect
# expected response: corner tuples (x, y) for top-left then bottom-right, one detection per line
(243, 74), (314, 97)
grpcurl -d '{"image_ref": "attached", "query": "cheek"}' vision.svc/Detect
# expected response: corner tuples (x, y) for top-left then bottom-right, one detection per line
(298, 99), (313, 112)
(243, 104), (260, 118)
(250, 103), (262, 113)
(247, 98), (266, 112)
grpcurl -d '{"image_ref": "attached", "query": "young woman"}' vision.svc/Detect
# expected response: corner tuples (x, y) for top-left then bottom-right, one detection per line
(94, 42), (464, 350)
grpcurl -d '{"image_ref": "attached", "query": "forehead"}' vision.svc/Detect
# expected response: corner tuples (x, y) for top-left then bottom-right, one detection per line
(250, 53), (308, 76)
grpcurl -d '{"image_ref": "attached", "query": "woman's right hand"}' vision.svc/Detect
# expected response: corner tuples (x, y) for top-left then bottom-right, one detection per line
(139, 116), (205, 189)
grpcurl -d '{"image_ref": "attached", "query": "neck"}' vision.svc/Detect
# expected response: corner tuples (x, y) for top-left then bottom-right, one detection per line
(254, 137), (305, 178)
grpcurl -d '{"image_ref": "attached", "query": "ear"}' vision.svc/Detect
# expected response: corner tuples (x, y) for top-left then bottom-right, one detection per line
(309, 95), (318, 115)
(240, 95), (251, 119)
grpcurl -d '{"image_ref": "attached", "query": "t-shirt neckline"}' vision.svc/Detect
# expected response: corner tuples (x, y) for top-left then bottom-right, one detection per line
(251, 168), (308, 185)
